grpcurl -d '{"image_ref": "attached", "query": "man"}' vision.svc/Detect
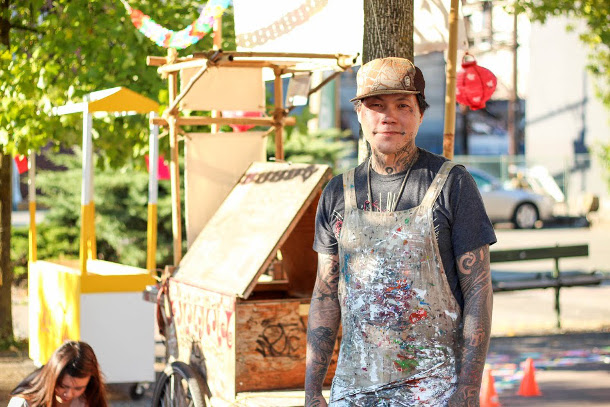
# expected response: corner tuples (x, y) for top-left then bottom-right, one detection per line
(305, 57), (496, 406)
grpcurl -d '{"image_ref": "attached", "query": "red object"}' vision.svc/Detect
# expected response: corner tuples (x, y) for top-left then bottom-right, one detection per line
(518, 357), (542, 397)
(480, 369), (501, 407)
(14, 155), (28, 174)
(145, 154), (171, 181)
(221, 111), (263, 132)
(456, 53), (497, 110)
(408, 309), (427, 324)
(130, 9), (145, 29)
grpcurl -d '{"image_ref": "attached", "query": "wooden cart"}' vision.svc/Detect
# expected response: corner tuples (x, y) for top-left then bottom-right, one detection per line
(150, 161), (339, 406)
(144, 50), (356, 406)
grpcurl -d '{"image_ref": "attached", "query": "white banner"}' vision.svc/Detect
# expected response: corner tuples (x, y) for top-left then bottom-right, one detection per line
(233, 0), (467, 57)
(185, 132), (268, 248)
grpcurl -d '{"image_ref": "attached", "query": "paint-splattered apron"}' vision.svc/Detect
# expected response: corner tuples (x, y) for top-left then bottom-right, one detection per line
(330, 161), (462, 407)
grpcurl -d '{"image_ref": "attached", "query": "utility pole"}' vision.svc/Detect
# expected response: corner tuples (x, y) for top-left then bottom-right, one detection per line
(507, 10), (518, 155)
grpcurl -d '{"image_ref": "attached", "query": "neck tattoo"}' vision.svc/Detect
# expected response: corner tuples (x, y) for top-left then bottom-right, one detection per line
(367, 148), (420, 212)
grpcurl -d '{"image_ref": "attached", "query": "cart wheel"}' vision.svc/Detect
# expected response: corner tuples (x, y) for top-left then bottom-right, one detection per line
(152, 361), (206, 407)
(129, 382), (147, 400)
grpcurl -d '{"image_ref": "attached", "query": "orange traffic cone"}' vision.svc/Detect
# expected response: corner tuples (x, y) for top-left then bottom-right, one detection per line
(480, 369), (501, 407)
(518, 357), (542, 397)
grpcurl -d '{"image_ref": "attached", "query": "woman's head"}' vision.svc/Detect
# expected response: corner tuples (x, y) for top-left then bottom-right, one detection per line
(48, 341), (105, 405)
(11, 341), (107, 407)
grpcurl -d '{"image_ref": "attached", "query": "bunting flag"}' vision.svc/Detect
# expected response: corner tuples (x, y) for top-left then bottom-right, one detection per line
(14, 155), (28, 174)
(145, 154), (171, 180)
(120, 0), (231, 49)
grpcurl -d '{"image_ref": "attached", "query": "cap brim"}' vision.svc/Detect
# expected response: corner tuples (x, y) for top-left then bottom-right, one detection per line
(350, 89), (420, 103)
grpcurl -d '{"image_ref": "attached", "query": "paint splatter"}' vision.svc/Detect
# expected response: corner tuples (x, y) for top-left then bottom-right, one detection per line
(409, 309), (428, 323)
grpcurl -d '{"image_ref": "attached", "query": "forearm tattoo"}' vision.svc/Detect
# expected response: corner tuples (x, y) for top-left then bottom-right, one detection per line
(455, 245), (493, 402)
(305, 254), (341, 405)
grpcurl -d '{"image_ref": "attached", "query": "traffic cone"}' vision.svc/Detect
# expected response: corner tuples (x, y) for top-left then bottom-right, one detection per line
(480, 369), (501, 407)
(518, 357), (542, 397)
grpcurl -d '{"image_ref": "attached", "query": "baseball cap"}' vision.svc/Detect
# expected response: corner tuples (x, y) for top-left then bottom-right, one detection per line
(350, 57), (426, 102)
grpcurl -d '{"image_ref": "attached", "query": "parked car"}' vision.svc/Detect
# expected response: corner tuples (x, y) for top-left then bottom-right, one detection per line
(467, 167), (556, 229)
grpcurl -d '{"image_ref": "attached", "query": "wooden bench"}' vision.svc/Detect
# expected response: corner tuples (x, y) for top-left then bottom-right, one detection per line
(490, 244), (604, 328)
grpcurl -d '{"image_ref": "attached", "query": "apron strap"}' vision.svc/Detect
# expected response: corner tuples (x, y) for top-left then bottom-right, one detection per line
(342, 169), (357, 210)
(420, 161), (457, 210)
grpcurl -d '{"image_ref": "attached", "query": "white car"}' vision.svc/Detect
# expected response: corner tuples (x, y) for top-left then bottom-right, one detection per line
(467, 167), (556, 229)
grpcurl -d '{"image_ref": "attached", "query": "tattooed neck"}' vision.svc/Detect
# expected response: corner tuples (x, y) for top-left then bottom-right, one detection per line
(371, 144), (419, 174)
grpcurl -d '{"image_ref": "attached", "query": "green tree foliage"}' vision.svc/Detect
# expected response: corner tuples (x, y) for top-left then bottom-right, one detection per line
(513, 0), (610, 109)
(1, 0), (235, 341)
(278, 127), (356, 175)
(1, 0), (235, 159)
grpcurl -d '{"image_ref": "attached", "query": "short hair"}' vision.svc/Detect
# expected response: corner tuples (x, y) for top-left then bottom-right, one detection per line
(353, 93), (430, 115)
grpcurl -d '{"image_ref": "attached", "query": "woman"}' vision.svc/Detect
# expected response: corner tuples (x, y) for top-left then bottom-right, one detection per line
(8, 341), (108, 407)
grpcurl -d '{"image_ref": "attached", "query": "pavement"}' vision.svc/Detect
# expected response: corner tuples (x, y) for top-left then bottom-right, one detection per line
(2, 216), (610, 406)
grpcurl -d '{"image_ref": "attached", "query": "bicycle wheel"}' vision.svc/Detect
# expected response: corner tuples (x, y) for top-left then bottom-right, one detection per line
(152, 361), (206, 407)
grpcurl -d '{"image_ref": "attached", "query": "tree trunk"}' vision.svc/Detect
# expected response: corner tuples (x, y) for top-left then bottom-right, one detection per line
(0, 151), (14, 341)
(358, 0), (415, 162)
(0, 0), (14, 342)
(363, 0), (414, 63)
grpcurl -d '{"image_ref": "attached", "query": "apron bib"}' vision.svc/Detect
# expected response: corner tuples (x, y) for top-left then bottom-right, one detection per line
(330, 161), (462, 406)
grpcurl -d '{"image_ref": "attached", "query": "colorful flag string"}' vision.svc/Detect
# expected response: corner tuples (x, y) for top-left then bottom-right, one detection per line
(120, 0), (231, 49)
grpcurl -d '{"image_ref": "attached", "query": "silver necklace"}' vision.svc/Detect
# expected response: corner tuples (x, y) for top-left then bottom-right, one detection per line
(367, 148), (419, 212)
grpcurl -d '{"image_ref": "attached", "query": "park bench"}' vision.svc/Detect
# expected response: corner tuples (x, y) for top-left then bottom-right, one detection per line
(490, 244), (605, 328)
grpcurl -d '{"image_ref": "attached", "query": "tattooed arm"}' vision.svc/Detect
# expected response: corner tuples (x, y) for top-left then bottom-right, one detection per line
(305, 253), (341, 407)
(448, 244), (493, 407)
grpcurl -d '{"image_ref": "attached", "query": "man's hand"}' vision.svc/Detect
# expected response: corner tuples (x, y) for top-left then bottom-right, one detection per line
(447, 384), (480, 406)
(305, 253), (341, 407)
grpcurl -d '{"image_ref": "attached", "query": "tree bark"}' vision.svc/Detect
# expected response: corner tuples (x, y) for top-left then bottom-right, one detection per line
(358, 0), (415, 162)
(363, 0), (414, 63)
(0, 151), (14, 341)
(0, 0), (14, 342)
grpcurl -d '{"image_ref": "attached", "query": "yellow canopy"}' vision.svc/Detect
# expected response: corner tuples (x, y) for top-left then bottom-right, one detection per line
(53, 87), (159, 115)
(87, 87), (159, 113)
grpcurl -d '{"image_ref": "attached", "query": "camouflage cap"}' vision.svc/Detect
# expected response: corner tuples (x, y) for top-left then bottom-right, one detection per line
(350, 57), (426, 102)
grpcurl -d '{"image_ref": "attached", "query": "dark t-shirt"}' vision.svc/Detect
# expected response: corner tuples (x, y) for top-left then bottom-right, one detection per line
(313, 148), (497, 309)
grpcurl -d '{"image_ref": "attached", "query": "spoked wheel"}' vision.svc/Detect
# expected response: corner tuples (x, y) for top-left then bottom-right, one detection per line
(152, 361), (206, 407)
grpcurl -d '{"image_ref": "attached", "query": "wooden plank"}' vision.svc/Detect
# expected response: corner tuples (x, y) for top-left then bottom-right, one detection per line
(173, 163), (332, 298)
(273, 67), (285, 160)
(152, 116), (297, 127)
(233, 389), (331, 407)
(490, 244), (588, 263)
(169, 281), (237, 401)
(234, 300), (339, 393)
(281, 190), (321, 298)
(492, 274), (602, 292)
(252, 281), (290, 292)
(192, 51), (355, 61)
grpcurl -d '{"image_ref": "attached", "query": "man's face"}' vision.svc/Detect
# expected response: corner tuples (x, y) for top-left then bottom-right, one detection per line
(357, 93), (423, 156)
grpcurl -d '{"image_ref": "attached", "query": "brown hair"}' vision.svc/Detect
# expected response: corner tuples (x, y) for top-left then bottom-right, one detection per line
(11, 341), (108, 407)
